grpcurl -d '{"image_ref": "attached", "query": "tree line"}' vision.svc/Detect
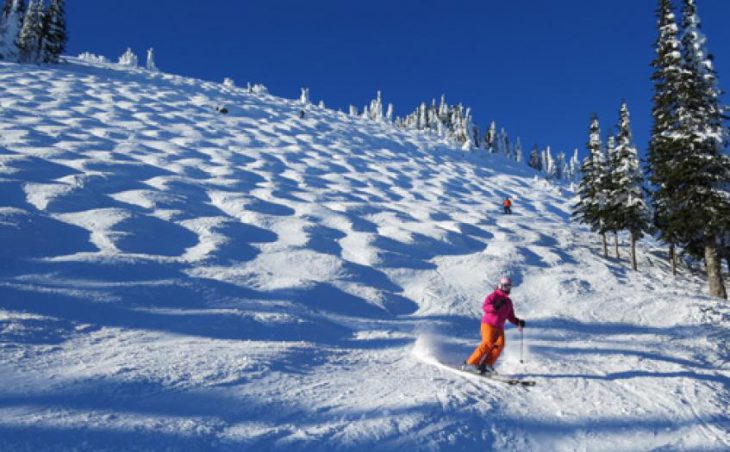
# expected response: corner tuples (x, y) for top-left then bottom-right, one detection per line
(341, 92), (581, 182)
(574, 0), (730, 299)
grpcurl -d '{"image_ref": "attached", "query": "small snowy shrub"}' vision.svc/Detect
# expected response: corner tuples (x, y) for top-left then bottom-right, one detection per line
(118, 48), (138, 67)
(223, 78), (235, 88)
(77, 52), (109, 64)
(247, 83), (268, 95)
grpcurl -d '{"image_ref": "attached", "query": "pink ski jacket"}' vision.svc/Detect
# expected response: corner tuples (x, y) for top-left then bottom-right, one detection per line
(481, 289), (519, 329)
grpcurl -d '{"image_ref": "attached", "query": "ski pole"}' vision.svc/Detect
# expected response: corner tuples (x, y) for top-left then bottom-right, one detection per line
(520, 329), (524, 364)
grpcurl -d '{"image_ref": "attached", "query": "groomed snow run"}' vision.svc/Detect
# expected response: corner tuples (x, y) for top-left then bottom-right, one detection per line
(0, 59), (728, 451)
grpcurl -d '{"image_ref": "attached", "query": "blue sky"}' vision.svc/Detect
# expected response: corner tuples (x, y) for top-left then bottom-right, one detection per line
(66, 0), (730, 158)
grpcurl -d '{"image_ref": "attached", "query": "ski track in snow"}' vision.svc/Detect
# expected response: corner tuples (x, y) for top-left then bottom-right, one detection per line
(0, 59), (728, 451)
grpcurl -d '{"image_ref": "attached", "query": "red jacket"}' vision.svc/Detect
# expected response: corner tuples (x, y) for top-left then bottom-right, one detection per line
(480, 289), (519, 329)
(503, 199), (512, 207)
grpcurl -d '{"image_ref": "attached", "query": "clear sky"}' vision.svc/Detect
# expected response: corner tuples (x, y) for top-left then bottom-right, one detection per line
(66, 0), (730, 158)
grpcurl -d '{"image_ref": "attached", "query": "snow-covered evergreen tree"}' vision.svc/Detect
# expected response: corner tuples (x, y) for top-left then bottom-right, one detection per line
(18, 0), (43, 63)
(385, 103), (393, 122)
(145, 48), (158, 72)
(573, 115), (609, 256)
(40, 0), (65, 64)
(471, 125), (480, 149)
(671, 0), (729, 297)
(365, 91), (384, 122)
(223, 77), (235, 88)
(484, 121), (496, 153)
(117, 48), (138, 67)
(528, 144), (541, 171)
(569, 149), (580, 181)
(0, 0), (25, 62)
(514, 137), (523, 163)
(555, 151), (566, 180)
(648, 0), (685, 274)
(542, 146), (556, 179)
(299, 87), (310, 105)
(348, 105), (358, 117)
(602, 133), (624, 258)
(499, 128), (510, 158)
(611, 101), (650, 270)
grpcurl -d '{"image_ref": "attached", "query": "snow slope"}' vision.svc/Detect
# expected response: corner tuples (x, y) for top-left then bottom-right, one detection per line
(0, 59), (728, 451)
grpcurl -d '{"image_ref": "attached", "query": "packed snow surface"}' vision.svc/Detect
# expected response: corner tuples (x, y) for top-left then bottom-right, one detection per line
(0, 59), (728, 451)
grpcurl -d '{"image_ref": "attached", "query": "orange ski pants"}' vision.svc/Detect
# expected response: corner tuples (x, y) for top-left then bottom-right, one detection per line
(467, 323), (505, 367)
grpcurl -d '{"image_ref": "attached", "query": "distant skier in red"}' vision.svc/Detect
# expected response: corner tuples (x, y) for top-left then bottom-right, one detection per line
(503, 197), (512, 214)
(465, 276), (525, 374)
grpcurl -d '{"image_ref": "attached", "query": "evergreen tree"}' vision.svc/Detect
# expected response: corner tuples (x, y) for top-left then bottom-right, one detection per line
(18, 0), (43, 63)
(542, 146), (556, 178)
(569, 149), (581, 182)
(145, 48), (158, 72)
(299, 87), (310, 105)
(0, 0), (25, 62)
(366, 90), (384, 121)
(611, 102), (650, 270)
(671, 0), (730, 298)
(41, 0), (65, 63)
(484, 121), (496, 153)
(573, 115), (609, 256)
(514, 137), (523, 163)
(555, 151), (566, 180)
(471, 125), (480, 149)
(648, 0), (684, 275)
(603, 133), (624, 258)
(528, 144), (541, 171)
(500, 128), (511, 158)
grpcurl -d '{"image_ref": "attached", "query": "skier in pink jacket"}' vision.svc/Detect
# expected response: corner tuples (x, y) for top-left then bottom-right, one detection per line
(465, 276), (525, 374)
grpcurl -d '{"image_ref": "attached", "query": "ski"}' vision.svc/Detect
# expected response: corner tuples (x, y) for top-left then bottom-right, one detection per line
(448, 364), (536, 387)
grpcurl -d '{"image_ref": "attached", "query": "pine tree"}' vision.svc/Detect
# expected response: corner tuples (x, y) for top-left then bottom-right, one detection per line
(18, 0), (43, 63)
(612, 102), (650, 270)
(671, 0), (730, 298)
(555, 151), (566, 180)
(573, 115), (609, 256)
(484, 121), (496, 153)
(299, 87), (310, 105)
(542, 146), (556, 178)
(471, 125), (480, 149)
(603, 133), (624, 258)
(366, 91), (384, 121)
(41, 0), (65, 63)
(0, 0), (25, 62)
(528, 144), (541, 171)
(569, 149), (581, 182)
(514, 137), (523, 163)
(648, 0), (685, 275)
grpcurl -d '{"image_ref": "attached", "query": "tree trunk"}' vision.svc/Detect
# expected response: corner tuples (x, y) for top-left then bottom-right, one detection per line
(614, 232), (620, 259)
(670, 244), (677, 276)
(630, 232), (637, 271)
(602, 233), (608, 258)
(705, 242), (727, 299)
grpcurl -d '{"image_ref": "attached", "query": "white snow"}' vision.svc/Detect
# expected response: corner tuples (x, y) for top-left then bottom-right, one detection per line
(0, 58), (728, 451)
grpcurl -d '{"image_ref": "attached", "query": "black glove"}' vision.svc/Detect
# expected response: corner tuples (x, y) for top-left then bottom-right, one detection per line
(517, 319), (526, 328)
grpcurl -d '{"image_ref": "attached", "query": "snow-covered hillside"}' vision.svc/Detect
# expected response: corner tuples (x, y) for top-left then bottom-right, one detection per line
(0, 59), (728, 451)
